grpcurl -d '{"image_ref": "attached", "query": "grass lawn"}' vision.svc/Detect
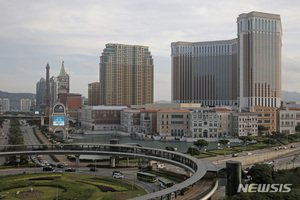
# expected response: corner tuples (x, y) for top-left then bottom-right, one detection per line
(208, 149), (238, 155)
(188, 152), (216, 159)
(0, 173), (147, 200)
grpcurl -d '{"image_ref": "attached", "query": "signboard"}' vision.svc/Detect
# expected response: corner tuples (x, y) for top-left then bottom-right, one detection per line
(53, 104), (65, 114)
(34, 111), (39, 115)
(53, 117), (65, 126)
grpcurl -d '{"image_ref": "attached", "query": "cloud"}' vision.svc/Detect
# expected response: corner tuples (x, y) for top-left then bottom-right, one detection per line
(0, 0), (300, 100)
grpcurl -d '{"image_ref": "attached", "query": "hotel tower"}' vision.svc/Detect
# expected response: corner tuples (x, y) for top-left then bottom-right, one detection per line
(99, 44), (154, 106)
(171, 11), (282, 108)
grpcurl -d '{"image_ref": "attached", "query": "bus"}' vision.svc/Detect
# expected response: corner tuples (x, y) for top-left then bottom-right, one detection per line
(158, 178), (174, 189)
(137, 172), (157, 183)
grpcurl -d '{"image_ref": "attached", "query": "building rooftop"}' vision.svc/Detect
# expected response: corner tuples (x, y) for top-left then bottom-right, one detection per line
(83, 106), (128, 110)
(277, 107), (300, 111)
(211, 108), (231, 112)
(158, 109), (190, 113)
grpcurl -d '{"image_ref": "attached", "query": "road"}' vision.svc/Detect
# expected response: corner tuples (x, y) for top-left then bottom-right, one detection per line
(0, 120), (9, 165)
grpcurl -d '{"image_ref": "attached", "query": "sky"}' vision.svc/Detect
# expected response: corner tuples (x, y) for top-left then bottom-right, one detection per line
(0, 0), (299, 101)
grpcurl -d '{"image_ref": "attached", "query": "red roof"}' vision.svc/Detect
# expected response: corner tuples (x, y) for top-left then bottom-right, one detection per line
(140, 110), (157, 113)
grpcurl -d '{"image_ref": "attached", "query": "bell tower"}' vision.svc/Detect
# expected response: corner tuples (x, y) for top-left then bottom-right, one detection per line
(58, 61), (68, 106)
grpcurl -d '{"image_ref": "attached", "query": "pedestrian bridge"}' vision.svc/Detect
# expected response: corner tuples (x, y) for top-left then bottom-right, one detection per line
(0, 143), (216, 200)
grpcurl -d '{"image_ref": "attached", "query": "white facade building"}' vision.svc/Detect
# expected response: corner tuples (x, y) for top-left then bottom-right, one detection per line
(0, 98), (10, 112)
(20, 99), (32, 112)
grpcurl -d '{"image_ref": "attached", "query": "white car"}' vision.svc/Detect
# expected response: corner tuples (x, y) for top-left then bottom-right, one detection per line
(113, 173), (124, 179)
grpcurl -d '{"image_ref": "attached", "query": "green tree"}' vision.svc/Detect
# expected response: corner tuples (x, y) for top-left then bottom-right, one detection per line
(219, 139), (230, 148)
(238, 136), (252, 145)
(193, 139), (209, 151)
(187, 146), (200, 156)
(248, 164), (273, 184)
(165, 146), (175, 151)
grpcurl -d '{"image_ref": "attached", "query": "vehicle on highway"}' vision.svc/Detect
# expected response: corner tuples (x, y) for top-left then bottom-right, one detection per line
(90, 168), (98, 172)
(43, 166), (52, 171)
(137, 172), (157, 183)
(232, 154), (238, 157)
(57, 164), (65, 168)
(113, 173), (124, 179)
(291, 145), (296, 148)
(158, 178), (174, 189)
(52, 170), (63, 173)
(49, 163), (57, 167)
(112, 171), (122, 175)
(65, 168), (76, 172)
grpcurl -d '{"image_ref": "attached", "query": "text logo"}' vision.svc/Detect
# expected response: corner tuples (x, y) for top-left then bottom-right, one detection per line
(237, 184), (292, 193)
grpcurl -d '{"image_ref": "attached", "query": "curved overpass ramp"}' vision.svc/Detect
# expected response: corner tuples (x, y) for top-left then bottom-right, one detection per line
(0, 143), (211, 200)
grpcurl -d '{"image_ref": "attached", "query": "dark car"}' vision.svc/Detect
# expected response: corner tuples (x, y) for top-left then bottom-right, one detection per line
(43, 166), (52, 171)
(49, 163), (57, 167)
(90, 168), (98, 172)
(57, 164), (65, 168)
(65, 168), (76, 172)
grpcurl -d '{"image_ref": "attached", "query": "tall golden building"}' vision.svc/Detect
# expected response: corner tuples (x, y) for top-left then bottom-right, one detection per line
(99, 44), (154, 106)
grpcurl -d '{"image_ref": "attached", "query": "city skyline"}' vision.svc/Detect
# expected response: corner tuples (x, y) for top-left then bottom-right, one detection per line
(0, 1), (300, 101)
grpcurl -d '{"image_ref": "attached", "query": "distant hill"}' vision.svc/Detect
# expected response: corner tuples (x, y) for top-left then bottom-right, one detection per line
(0, 90), (35, 111)
(282, 91), (300, 102)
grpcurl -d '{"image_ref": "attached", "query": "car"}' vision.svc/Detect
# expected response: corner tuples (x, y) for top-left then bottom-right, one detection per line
(65, 168), (76, 172)
(57, 164), (65, 168)
(43, 166), (52, 171)
(49, 163), (57, 167)
(52, 170), (62, 173)
(112, 171), (121, 175)
(291, 145), (296, 148)
(232, 154), (238, 157)
(113, 173), (124, 179)
(90, 168), (98, 172)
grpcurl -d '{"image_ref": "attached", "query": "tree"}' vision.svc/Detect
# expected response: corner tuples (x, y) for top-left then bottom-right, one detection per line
(291, 154), (299, 168)
(238, 136), (252, 145)
(187, 146), (200, 156)
(165, 146), (175, 151)
(248, 164), (273, 184)
(193, 139), (209, 151)
(219, 139), (230, 148)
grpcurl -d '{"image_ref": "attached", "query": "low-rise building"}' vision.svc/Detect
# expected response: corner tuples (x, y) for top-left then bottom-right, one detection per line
(157, 109), (190, 139)
(211, 108), (233, 137)
(80, 106), (127, 131)
(249, 106), (276, 134)
(231, 112), (258, 137)
(140, 110), (157, 134)
(120, 109), (140, 133)
(189, 108), (218, 138)
(276, 107), (300, 134)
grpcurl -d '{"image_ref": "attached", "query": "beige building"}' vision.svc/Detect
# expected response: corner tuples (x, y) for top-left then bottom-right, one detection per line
(99, 44), (153, 106)
(132, 103), (201, 110)
(157, 109), (190, 139)
(88, 82), (100, 106)
(211, 108), (233, 137)
(231, 112), (258, 137)
(276, 107), (300, 134)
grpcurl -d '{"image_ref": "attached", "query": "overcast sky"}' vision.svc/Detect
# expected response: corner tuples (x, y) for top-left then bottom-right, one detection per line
(0, 0), (299, 101)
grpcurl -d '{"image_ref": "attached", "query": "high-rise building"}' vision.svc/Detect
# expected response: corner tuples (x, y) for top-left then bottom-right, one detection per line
(50, 76), (58, 106)
(20, 99), (32, 112)
(67, 93), (82, 119)
(58, 61), (69, 106)
(171, 11), (282, 109)
(88, 82), (100, 106)
(171, 40), (238, 106)
(45, 63), (50, 107)
(238, 12), (282, 108)
(99, 44), (154, 106)
(36, 77), (46, 107)
(0, 98), (10, 112)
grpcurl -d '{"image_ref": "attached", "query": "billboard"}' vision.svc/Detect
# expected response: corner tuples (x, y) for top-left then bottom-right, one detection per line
(34, 111), (39, 115)
(53, 117), (65, 126)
